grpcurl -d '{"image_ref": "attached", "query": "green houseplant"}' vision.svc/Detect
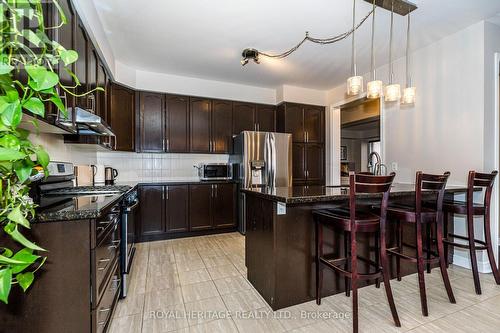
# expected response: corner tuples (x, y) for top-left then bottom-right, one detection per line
(0, 0), (97, 304)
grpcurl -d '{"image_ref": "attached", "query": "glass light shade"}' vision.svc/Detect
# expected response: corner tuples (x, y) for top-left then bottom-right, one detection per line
(401, 86), (416, 105)
(367, 80), (383, 99)
(347, 76), (364, 96)
(385, 84), (401, 102)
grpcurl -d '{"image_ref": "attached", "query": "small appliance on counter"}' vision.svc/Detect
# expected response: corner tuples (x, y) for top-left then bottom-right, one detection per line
(74, 164), (94, 186)
(196, 163), (232, 181)
(92, 164), (105, 185)
(105, 166), (119, 185)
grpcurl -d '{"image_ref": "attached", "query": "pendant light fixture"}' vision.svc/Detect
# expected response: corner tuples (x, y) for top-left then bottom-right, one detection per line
(347, 0), (363, 96)
(366, 0), (383, 99)
(401, 10), (416, 105)
(384, 0), (401, 102)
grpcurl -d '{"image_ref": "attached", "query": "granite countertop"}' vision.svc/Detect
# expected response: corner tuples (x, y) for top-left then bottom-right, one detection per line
(241, 183), (471, 204)
(35, 192), (125, 223)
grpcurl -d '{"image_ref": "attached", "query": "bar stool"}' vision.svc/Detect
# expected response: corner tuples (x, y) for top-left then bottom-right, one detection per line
(442, 170), (500, 294)
(313, 172), (400, 333)
(387, 171), (455, 317)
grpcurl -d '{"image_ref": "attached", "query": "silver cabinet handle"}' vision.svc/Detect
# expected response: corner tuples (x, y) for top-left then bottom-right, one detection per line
(99, 307), (112, 313)
(162, 139), (165, 151)
(88, 94), (95, 113)
(166, 139), (170, 151)
(162, 188), (165, 200)
(166, 186), (169, 200)
(214, 184), (218, 198)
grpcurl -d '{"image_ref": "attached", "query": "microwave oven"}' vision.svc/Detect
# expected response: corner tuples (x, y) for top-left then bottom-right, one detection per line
(198, 163), (233, 181)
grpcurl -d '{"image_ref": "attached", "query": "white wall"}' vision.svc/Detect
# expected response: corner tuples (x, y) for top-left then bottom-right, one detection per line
(276, 85), (328, 106)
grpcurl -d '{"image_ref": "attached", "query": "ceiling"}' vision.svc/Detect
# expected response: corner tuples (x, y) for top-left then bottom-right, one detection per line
(92, 0), (500, 90)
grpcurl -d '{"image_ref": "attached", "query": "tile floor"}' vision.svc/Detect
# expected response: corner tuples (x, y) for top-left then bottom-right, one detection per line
(109, 232), (500, 333)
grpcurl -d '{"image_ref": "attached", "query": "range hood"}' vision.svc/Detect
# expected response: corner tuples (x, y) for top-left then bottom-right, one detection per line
(59, 107), (115, 136)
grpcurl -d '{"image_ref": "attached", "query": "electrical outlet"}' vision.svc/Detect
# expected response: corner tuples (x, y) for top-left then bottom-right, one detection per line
(391, 162), (398, 171)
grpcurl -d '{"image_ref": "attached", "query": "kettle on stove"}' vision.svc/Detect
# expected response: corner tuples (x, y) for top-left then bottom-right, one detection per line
(104, 167), (118, 185)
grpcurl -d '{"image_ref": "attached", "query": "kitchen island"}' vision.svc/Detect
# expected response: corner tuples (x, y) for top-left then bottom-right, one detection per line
(241, 184), (469, 310)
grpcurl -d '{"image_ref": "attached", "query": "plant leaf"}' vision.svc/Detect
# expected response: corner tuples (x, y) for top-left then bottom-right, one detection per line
(0, 268), (12, 304)
(3, 224), (46, 252)
(0, 254), (27, 265)
(16, 272), (34, 292)
(0, 100), (22, 127)
(21, 29), (42, 47)
(11, 249), (39, 274)
(50, 95), (66, 117)
(0, 55), (14, 75)
(7, 205), (30, 228)
(23, 97), (45, 117)
(59, 49), (78, 66)
(36, 148), (49, 168)
(26, 65), (59, 91)
(0, 147), (25, 161)
(52, 0), (67, 25)
(0, 134), (20, 150)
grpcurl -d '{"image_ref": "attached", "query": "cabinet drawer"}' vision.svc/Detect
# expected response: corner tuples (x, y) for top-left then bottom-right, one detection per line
(93, 219), (120, 305)
(93, 263), (121, 333)
(95, 208), (120, 245)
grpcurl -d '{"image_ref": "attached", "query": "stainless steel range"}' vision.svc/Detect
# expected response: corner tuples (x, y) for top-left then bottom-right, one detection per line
(32, 161), (138, 299)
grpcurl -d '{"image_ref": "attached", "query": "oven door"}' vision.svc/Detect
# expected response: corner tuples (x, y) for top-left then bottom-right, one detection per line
(120, 198), (138, 298)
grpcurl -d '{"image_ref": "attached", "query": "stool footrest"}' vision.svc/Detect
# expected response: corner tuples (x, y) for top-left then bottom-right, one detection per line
(443, 234), (488, 250)
(319, 256), (382, 281)
(387, 247), (440, 265)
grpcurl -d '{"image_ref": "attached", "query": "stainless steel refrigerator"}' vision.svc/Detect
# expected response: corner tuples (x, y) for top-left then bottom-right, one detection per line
(230, 131), (292, 234)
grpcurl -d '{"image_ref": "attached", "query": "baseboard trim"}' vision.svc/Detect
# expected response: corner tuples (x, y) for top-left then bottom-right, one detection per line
(453, 250), (493, 273)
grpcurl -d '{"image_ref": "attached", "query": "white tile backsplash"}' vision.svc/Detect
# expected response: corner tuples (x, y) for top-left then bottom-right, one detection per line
(96, 151), (229, 182)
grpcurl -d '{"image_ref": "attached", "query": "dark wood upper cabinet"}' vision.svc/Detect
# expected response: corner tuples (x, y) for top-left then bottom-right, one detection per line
(304, 105), (324, 143)
(165, 185), (189, 233)
(284, 104), (305, 142)
(292, 143), (307, 183)
(54, 0), (75, 112)
(138, 92), (165, 152)
(109, 83), (135, 151)
(190, 97), (211, 153)
(96, 62), (107, 122)
(233, 102), (255, 136)
(74, 21), (87, 110)
(212, 183), (237, 229)
(86, 46), (98, 115)
(305, 144), (324, 184)
(166, 95), (189, 153)
(189, 184), (213, 231)
(139, 186), (165, 237)
(255, 104), (276, 132)
(212, 100), (233, 153)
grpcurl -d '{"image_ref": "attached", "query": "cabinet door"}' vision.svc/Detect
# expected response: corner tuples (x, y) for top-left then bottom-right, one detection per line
(54, 0), (75, 113)
(292, 143), (306, 183)
(96, 62), (107, 122)
(190, 98), (211, 153)
(304, 106), (323, 143)
(189, 184), (213, 231)
(213, 184), (237, 229)
(285, 104), (305, 143)
(166, 95), (189, 153)
(233, 102), (255, 136)
(165, 185), (189, 233)
(305, 144), (324, 184)
(109, 83), (135, 151)
(212, 100), (233, 153)
(74, 21), (87, 109)
(87, 46), (98, 113)
(255, 104), (275, 132)
(138, 186), (165, 237)
(139, 92), (165, 152)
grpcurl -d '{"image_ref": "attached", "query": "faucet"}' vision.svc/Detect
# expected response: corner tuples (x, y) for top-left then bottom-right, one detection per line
(368, 152), (387, 175)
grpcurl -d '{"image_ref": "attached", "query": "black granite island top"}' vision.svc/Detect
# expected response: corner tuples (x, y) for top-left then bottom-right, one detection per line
(241, 183), (471, 204)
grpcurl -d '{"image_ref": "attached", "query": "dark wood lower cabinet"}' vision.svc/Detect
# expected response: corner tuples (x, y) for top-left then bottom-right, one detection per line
(137, 182), (237, 242)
